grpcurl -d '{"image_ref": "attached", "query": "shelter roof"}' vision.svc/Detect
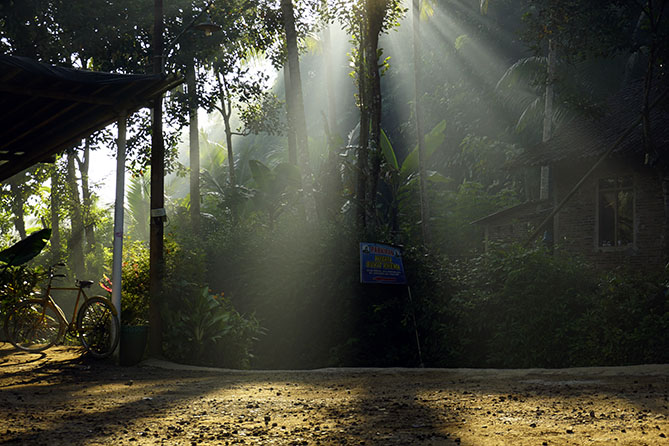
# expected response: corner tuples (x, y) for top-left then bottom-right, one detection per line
(515, 78), (669, 167)
(0, 55), (182, 181)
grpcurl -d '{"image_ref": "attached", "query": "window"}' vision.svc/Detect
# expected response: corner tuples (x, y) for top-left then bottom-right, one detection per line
(598, 176), (634, 247)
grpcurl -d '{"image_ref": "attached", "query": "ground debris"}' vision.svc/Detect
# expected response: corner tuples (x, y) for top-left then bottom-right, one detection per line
(1, 345), (668, 445)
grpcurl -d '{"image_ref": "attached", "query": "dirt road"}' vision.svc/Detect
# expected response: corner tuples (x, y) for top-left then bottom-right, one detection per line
(1, 344), (668, 445)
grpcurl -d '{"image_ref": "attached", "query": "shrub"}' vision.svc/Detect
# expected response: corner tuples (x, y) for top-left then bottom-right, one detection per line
(120, 239), (150, 325)
(161, 286), (264, 369)
(118, 233), (262, 368)
(449, 245), (597, 367)
(0, 265), (44, 313)
(200, 215), (453, 369)
(448, 244), (669, 368)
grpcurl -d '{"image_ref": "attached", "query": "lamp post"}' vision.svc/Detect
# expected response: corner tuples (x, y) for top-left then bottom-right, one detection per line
(149, 0), (220, 356)
(148, 0), (165, 357)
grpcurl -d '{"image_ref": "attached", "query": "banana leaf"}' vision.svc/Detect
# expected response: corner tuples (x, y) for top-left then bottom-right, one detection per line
(0, 228), (51, 268)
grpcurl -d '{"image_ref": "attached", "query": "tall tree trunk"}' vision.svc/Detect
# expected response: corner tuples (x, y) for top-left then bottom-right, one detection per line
(149, 0), (165, 357)
(540, 38), (556, 198)
(66, 150), (85, 277)
(540, 38), (556, 250)
(187, 63), (201, 232)
(321, 25), (343, 220)
(412, 0), (431, 247)
(356, 28), (369, 229)
(362, 0), (387, 229)
(283, 65), (298, 165)
(78, 138), (96, 256)
(366, 25), (382, 228)
(216, 73), (237, 188)
(50, 165), (62, 263)
(281, 0), (315, 218)
(322, 25), (338, 140)
(8, 177), (26, 239)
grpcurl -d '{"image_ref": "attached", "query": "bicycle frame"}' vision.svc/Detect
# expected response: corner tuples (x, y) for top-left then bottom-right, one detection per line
(6, 263), (120, 357)
(43, 282), (90, 333)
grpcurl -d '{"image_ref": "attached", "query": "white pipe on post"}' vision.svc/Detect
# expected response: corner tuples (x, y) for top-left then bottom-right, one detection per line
(111, 115), (127, 326)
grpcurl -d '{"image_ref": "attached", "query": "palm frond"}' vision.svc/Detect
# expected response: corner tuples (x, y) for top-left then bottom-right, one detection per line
(515, 96), (544, 133)
(496, 56), (546, 91)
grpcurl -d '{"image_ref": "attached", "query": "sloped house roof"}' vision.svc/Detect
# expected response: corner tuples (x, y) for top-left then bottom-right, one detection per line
(475, 79), (669, 269)
(515, 80), (669, 167)
(0, 55), (182, 181)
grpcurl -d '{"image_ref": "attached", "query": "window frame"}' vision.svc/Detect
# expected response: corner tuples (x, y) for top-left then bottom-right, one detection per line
(595, 174), (635, 251)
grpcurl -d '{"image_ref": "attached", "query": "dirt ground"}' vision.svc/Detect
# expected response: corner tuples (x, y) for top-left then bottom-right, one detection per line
(1, 344), (668, 446)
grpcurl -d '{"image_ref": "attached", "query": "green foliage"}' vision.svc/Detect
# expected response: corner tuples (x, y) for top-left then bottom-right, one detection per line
(3, 0), (665, 371)
(0, 228), (51, 268)
(119, 229), (262, 368)
(519, 0), (639, 62)
(125, 173), (151, 242)
(248, 160), (302, 227)
(449, 245), (669, 368)
(162, 286), (264, 369)
(0, 265), (44, 314)
(579, 270), (669, 365)
(120, 240), (150, 326)
(198, 212), (452, 368)
(399, 120), (446, 177)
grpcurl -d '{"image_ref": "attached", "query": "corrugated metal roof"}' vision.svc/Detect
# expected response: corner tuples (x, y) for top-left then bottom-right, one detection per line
(0, 55), (182, 181)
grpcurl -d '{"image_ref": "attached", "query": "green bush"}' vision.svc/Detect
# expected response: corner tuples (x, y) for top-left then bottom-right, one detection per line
(448, 244), (669, 368)
(199, 215), (453, 369)
(119, 239), (150, 326)
(579, 270), (669, 365)
(118, 233), (262, 368)
(162, 287), (264, 369)
(0, 265), (44, 312)
(119, 209), (669, 369)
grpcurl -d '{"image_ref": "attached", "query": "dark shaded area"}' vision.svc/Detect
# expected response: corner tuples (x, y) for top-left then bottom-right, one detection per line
(0, 55), (181, 182)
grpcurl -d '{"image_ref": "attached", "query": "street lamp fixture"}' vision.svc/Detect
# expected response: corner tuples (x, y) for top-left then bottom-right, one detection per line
(163, 7), (221, 63)
(194, 12), (221, 37)
(149, 0), (220, 357)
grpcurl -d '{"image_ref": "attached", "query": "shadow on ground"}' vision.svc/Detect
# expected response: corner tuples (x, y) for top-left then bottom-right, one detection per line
(1, 344), (668, 445)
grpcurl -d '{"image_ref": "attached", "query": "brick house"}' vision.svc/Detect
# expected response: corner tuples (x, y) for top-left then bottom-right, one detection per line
(475, 82), (669, 271)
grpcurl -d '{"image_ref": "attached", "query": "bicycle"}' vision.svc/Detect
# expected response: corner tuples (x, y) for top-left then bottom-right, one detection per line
(3, 263), (120, 358)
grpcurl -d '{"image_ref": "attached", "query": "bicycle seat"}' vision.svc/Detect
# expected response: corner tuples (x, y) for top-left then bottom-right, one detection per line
(77, 280), (95, 289)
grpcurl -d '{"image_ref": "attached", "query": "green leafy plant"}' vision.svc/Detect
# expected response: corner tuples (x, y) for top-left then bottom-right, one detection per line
(119, 240), (150, 326)
(0, 265), (44, 313)
(0, 228), (51, 270)
(162, 286), (264, 369)
(448, 244), (669, 368)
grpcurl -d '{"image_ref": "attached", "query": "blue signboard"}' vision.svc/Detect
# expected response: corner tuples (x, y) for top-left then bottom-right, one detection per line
(360, 242), (407, 285)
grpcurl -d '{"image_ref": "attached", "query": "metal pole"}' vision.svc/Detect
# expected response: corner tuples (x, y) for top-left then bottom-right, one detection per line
(149, 0), (165, 356)
(407, 286), (424, 368)
(111, 115), (127, 325)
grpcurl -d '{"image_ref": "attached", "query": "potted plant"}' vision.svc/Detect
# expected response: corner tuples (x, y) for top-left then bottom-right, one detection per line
(119, 290), (149, 366)
(101, 273), (149, 366)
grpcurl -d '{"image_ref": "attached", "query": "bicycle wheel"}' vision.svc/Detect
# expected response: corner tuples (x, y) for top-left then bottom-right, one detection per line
(76, 296), (120, 358)
(4, 299), (65, 352)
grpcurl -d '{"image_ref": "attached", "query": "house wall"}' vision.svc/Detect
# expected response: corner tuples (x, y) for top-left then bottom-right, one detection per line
(485, 212), (543, 246)
(553, 158), (665, 271)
